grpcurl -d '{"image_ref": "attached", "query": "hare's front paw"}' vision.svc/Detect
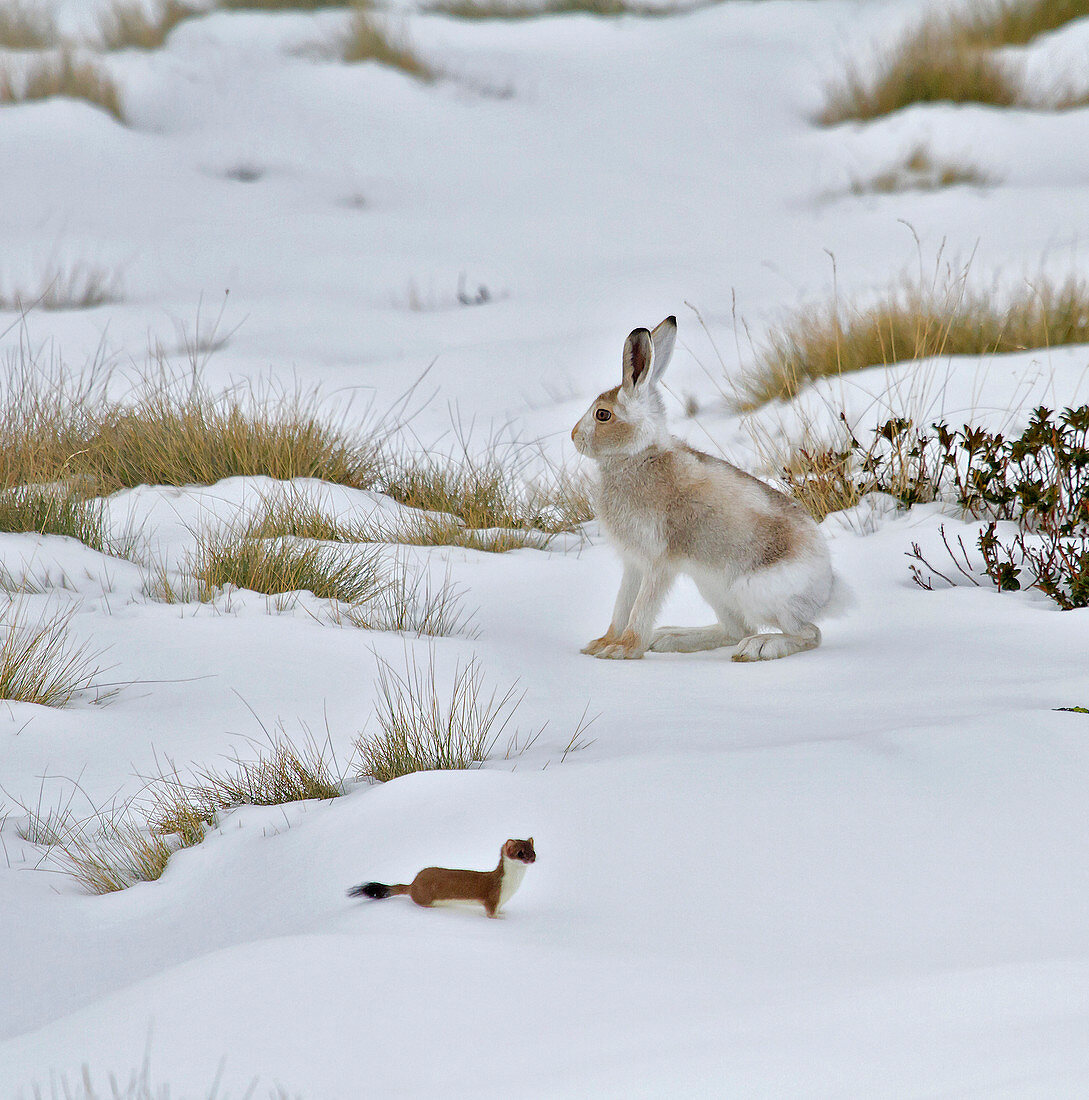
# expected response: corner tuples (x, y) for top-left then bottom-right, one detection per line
(594, 630), (645, 660)
(581, 631), (618, 656)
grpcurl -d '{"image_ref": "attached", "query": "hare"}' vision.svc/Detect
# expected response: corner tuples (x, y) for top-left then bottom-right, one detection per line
(571, 316), (834, 662)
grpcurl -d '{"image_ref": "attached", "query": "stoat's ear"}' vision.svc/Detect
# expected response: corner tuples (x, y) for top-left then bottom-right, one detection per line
(622, 328), (654, 393)
(649, 316), (677, 384)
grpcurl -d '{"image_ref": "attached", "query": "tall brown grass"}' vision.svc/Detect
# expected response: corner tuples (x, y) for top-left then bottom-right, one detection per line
(97, 0), (201, 51)
(154, 528), (385, 606)
(425, 0), (663, 18)
(381, 455), (592, 537)
(819, 0), (1089, 125)
(0, 354), (381, 495)
(343, 3), (433, 79)
(0, 486), (110, 551)
(739, 272), (1089, 409)
(0, 2), (57, 49)
(939, 0), (1089, 48)
(0, 52), (125, 124)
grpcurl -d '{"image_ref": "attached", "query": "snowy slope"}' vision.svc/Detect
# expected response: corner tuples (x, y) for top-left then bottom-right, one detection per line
(3, 0), (1089, 1095)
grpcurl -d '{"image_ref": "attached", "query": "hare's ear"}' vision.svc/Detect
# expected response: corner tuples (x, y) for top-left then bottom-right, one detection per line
(622, 328), (654, 392)
(649, 316), (677, 384)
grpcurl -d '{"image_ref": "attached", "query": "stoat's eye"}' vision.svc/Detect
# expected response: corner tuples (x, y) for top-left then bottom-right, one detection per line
(594, 408), (612, 422)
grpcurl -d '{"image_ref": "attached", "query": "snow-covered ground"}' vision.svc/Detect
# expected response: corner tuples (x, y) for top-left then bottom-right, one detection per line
(2, 0), (1089, 1095)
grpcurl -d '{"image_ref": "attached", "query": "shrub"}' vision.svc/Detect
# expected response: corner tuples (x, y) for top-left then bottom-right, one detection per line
(789, 406), (1089, 608)
(741, 272), (1089, 409)
(356, 651), (521, 782)
(0, 2), (57, 49)
(0, 52), (125, 124)
(97, 0), (201, 51)
(0, 604), (103, 707)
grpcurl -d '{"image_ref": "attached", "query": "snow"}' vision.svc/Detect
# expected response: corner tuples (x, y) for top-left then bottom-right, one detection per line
(3, 0), (1089, 1095)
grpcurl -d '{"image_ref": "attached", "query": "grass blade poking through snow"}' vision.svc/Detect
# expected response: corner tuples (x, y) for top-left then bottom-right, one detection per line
(357, 650), (522, 781)
(0, 604), (104, 707)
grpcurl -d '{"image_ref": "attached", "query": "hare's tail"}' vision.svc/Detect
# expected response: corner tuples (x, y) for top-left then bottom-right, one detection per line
(820, 571), (856, 620)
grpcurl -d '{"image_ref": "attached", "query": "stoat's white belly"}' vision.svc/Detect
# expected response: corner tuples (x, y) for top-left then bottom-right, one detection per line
(498, 858), (526, 909)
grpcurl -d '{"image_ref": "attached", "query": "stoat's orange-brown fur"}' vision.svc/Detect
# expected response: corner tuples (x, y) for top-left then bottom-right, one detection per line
(348, 838), (536, 918)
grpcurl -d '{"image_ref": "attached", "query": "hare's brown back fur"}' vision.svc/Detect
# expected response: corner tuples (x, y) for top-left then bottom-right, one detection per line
(595, 443), (816, 573)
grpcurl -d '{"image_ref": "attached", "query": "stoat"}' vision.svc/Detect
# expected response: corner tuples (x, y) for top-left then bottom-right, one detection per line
(347, 838), (536, 918)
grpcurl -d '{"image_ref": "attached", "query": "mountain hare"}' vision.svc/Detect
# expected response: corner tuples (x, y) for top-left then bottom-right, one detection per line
(571, 316), (834, 662)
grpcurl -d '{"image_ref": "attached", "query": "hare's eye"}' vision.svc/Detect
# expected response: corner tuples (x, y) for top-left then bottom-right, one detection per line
(595, 408), (612, 422)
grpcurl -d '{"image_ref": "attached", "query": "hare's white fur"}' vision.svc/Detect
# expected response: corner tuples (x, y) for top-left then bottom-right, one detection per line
(572, 317), (833, 662)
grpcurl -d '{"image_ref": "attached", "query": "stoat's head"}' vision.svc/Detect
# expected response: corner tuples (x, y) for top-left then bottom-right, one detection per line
(504, 837), (536, 864)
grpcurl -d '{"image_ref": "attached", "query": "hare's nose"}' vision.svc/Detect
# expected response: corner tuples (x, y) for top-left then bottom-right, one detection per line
(570, 424), (579, 442)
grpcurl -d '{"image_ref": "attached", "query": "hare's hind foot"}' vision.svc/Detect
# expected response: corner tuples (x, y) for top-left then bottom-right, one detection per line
(731, 624), (821, 662)
(648, 624), (738, 653)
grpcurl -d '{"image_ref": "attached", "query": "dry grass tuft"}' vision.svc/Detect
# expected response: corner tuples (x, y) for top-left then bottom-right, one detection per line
(0, 262), (123, 313)
(33, 730), (348, 894)
(58, 817), (176, 894)
(0, 486), (110, 551)
(819, 1), (1089, 124)
(148, 730), (345, 843)
(97, 0), (201, 51)
(343, 4), (433, 79)
(356, 651), (522, 782)
(939, 0), (1089, 48)
(849, 144), (994, 195)
(0, 604), (103, 707)
(0, 51), (125, 124)
(152, 527), (384, 605)
(0, 2), (57, 49)
(381, 455), (592, 538)
(740, 272), (1089, 410)
(424, 0), (663, 18)
(0, 355), (381, 496)
(81, 377), (380, 495)
(220, 0), (353, 8)
(819, 32), (1019, 125)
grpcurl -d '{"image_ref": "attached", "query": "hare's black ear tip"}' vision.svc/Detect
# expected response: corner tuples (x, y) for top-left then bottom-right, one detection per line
(666, 315), (677, 326)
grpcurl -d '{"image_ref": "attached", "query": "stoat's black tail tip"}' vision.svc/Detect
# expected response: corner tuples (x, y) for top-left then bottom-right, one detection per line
(348, 881), (391, 900)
